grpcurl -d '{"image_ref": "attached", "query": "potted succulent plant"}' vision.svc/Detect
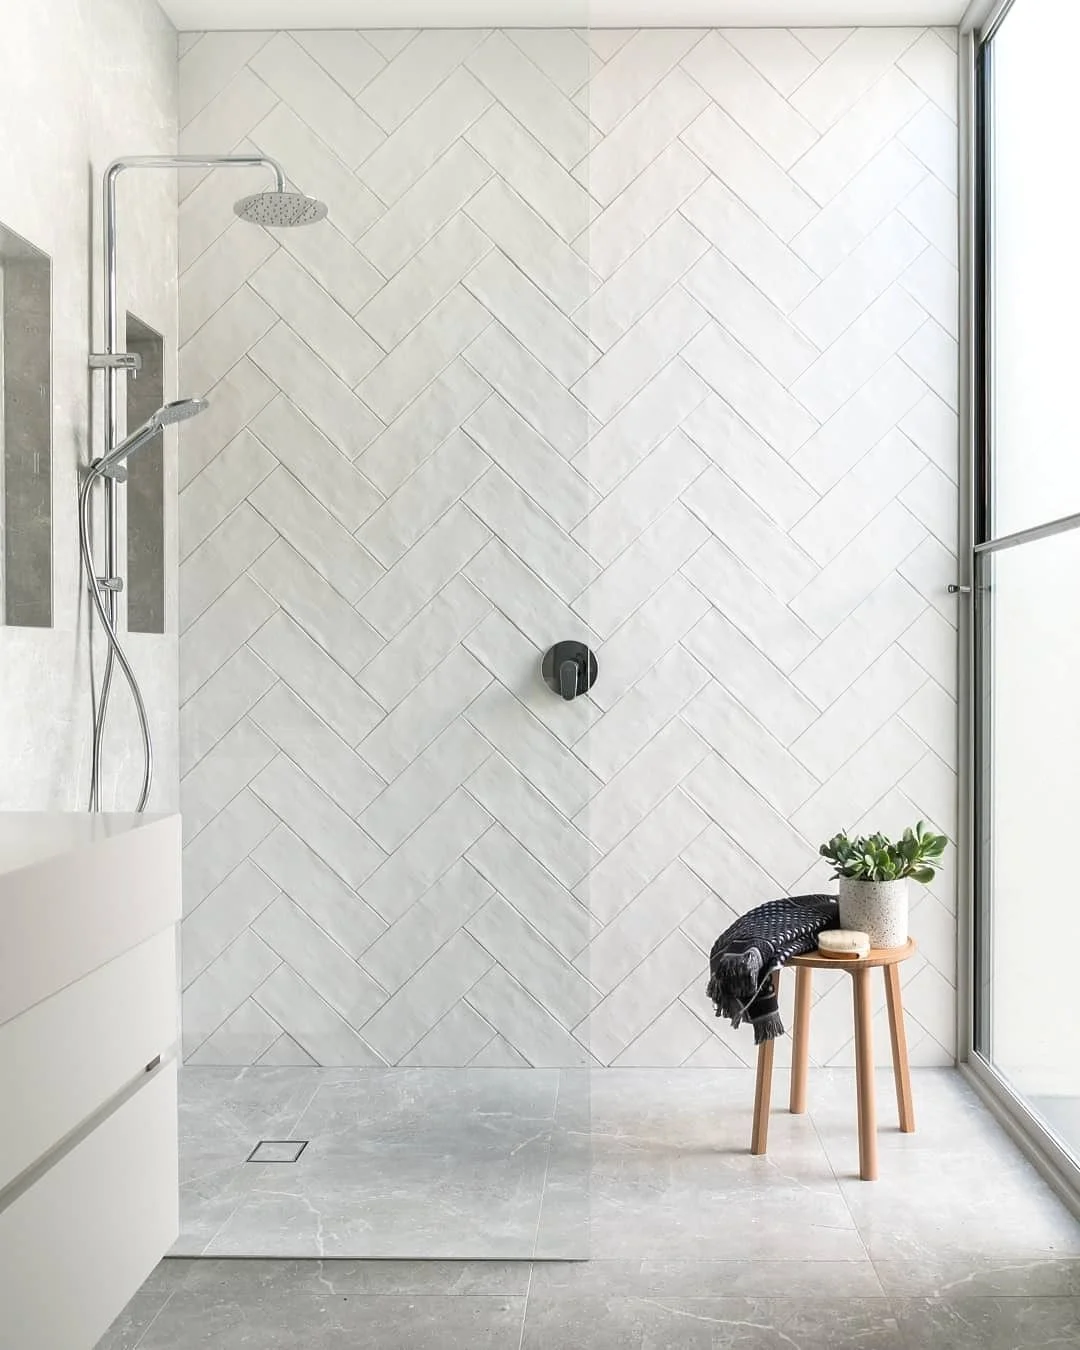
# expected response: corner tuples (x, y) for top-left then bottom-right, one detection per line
(819, 822), (948, 948)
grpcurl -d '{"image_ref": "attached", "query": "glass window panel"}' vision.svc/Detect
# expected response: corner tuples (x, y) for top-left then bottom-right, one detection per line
(990, 0), (1080, 537)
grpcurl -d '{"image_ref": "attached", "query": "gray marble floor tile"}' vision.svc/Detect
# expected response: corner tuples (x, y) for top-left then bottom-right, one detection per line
(177, 1257), (533, 1298)
(127, 1290), (526, 1350)
(892, 1295), (1080, 1350)
(529, 1259), (884, 1298)
(521, 1295), (904, 1350)
(94, 1290), (174, 1350)
(874, 1255), (1080, 1298)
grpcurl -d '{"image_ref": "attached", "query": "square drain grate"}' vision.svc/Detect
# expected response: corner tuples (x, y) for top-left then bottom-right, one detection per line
(247, 1140), (309, 1163)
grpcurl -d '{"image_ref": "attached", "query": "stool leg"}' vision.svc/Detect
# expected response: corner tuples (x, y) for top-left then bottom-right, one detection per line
(751, 971), (778, 1155)
(852, 967), (878, 1181)
(789, 965), (812, 1114)
(884, 963), (915, 1133)
(751, 1036), (776, 1155)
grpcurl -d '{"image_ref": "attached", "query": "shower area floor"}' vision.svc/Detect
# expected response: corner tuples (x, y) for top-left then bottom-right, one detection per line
(172, 1066), (1080, 1265)
(174, 1066), (588, 1259)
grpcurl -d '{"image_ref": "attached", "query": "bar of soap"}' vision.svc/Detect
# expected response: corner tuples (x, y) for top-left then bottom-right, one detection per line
(818, 929), (871, 959)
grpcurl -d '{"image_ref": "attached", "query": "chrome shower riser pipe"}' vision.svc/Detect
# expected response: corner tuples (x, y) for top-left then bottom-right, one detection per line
(88, 153), (287, 813)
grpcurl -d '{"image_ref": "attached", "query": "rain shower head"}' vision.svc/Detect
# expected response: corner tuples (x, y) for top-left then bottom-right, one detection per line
(99, 396), (208, 479)
(234, 190), (328, 228)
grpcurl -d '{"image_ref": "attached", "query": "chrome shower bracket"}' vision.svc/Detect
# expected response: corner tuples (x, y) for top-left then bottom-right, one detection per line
(89, 351), (142, 375)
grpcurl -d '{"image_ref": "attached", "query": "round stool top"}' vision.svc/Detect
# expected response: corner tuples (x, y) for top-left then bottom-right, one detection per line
(787, 937), (917, 971)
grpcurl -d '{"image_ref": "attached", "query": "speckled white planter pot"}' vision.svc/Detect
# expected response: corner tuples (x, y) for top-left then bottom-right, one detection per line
(838, 878), (909, 949)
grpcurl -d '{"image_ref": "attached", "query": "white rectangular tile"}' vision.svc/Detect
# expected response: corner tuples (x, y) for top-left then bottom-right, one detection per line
(181, 645), (276, 777)
(681, 395), (817, 530)
(357, 430), (490, 567)
(183, 860), (280, 987)
(361, 720), (493, 853)
(181, 718), (277, 844)
(278, 216), (385, 315)
(684, 680), (820, 816)
(250, 33), (384, 168)
(363, 859), (493, 993)
(722, 28), (819, 97)
(466, 464), (599, 601)
(358, 574), (491, 712)
(791, 427), (926, 566)
(683, 323), (817, 459)
(249, 682), (384, 818)
(682, 539), (818, 674)
(357, 502), (491, 639)
(292, 30), (386, 98)
(252, 823), (386, 959)
(789, 499), (927, 638)
(898, 171), (958, 267)
(248, 611), (383, 744)
(581, 931), (704, 1065)
(465, 966), (591, 1068)
(464, 176), (597, 315)
(791, 140), (928, 277)
(182, 930), (281, 1058)
(182, 788), (277, 915)
(573, 501), (708, 639)
(792, 286), (928, 423)
(684, 753), (814, 889)
(791, 573), (928, 710)
(463, 247), (598, 386)
(574, 358), (709, 495)
(581, 27), (704, 132)
(576, 66), (709, 207)
(683, 466), (817, 602)
(467, 753), (600, 888)
(249, 395), (383, 534)
(584, 141), (709, 280)
(791, 356), (926, 494)
(898, 98), (958, 186)
(509, 28), (595, 96)
(357, 358), (490, 496)
(180, 30), (273, 127)
(466, 30), (592, 171)
(249, 539), (382, 677)
(466, 824), (593, 962)
(592, 573), (710, 711)
(465, 395), (595, 532)
(362, 789), (492, 923)
(900, 317), (958, 412)
(360, 930), (494, 1064)
(180, 430), (275, 562)
(358, 645), (492, 779)
(464, 103), (597, 243)
(791, 68), (927, 206)
(683, 31), (818, 168)
(180, 218), (277, 346)
(684, 249), (819, 386)
(466, 682), (601, 818)
(791, 28), (920, 131)
(178, 358), (276, 490)
(180, 504), (276, 632)
(249, 249), (383, 386)
(358, 213), (492, 351)
(251, 753), (385, 891)
(357, 28), (485, 132)
(180, 285), (277, 400)
(578, 647), (709, 783)
(898, 604), (957, 698)
(573, 285), (707, 423)
(249, 322), (383, 459)
(254, 896), (386, 1026)
(359, 67), (492, 204)
(792, 645), (928, 781)
(357, 140), (493, 277)
(254, 964), (383, 1066)
(575, 429), (707, 569)
(358, 286), (491, 425)
(249, 466), (382, 603)
(684, 609), (818, 746)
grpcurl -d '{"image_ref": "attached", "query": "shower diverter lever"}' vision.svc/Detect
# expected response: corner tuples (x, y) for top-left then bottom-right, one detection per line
(542, 641), (598, 701)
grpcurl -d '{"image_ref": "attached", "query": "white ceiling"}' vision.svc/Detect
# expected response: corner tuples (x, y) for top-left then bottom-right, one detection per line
(159, 1), (968, 31)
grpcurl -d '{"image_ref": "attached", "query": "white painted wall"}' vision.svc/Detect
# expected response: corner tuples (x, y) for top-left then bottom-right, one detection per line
(0, 0), (180, 812)
(177, 27), (960, 1071)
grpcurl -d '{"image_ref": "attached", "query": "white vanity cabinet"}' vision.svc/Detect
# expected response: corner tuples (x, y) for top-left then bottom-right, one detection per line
(0, 813), (181, 1350)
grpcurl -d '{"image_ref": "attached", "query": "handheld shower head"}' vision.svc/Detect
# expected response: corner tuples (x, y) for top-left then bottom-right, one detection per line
(99, 396), (208, 479)
(234, 190), (328, 228)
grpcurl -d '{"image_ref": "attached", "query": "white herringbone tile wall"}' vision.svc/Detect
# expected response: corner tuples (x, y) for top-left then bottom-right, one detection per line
(178, 26), (960, 1071)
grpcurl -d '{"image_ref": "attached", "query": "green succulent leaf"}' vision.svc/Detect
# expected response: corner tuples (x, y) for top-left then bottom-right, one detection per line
(817, 823), (948, 884)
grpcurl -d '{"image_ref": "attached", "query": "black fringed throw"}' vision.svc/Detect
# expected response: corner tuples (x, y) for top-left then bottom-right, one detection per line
(706, 895), (839, 1044)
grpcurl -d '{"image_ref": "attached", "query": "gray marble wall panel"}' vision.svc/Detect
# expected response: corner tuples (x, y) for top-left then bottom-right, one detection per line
(178, 27), (960, 1070)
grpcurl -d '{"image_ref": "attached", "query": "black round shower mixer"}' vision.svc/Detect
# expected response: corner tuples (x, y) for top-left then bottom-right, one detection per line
(541, 641), (598, 701)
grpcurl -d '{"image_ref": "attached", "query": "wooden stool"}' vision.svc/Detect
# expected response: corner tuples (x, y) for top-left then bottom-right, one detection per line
(750, 938), (917, 1181)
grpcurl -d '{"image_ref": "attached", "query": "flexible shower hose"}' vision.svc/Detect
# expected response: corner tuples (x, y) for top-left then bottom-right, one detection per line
(79, 464), (153, 812)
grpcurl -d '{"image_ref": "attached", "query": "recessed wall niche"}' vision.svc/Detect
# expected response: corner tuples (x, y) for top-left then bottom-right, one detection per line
(125, 314), (164, 634)
(0, 223), (51, 628)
